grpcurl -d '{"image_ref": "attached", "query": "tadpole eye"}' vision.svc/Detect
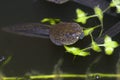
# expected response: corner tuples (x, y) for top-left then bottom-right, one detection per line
(49, 22), (84, 46)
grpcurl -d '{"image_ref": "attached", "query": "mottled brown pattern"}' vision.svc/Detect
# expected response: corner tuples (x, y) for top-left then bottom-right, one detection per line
(49, 22), (84, 45)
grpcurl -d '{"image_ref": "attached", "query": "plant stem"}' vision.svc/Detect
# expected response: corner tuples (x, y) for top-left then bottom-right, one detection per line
(87, 15), (98, 19)
(2, 73), (120, 80)
(103, 6), (111, 13)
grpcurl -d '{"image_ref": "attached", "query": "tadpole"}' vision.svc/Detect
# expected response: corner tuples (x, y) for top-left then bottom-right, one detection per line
(2, 22), (84, 46)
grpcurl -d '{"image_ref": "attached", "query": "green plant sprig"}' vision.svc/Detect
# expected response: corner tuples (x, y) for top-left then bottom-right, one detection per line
(40, 1), (119, 57)
(64, 1), (119, 56)
(41, 18), (61, 25)
(64, 35), (119, 56)
(110, 0), (120, 13)
(74, 7), (104, 37)
(1, 73), (120, 80)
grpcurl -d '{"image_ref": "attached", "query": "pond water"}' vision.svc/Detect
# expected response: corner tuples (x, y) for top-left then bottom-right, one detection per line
(0, 0), (120, 80)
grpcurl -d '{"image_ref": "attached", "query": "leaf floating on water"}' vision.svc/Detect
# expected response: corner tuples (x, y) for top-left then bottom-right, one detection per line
(83, 25), (100, 36)
(104, 35), (119, 55)
(74, 8), (88, 24)
(41, 18), (61, 25)
(94, 6), (103, 37)
(110, 0), (120, 13)
(83, 27), (96, 36)
(64, 46), (90, 56)
(91, 41), (101, 52)
(94, 6), (103, 22)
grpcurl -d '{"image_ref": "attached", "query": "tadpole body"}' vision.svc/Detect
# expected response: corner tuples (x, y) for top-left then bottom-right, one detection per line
(50, 22), (84, 45)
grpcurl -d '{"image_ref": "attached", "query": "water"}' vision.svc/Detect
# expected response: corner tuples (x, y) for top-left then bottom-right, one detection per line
(0, 0), (120, 80)
(116, 52), (120, 80)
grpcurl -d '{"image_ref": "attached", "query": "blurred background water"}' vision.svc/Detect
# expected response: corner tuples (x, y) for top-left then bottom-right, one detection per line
(0, 0), (120, 80)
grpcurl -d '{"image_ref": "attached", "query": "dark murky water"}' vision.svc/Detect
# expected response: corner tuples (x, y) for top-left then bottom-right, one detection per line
(0, 0), (120, 80)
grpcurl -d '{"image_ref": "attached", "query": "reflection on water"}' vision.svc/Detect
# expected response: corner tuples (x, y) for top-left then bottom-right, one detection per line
(0, 56), (120, 80)
(53, 58), (63, 80)
(85, 55), (102, 80)
(116, 53), (120, 80)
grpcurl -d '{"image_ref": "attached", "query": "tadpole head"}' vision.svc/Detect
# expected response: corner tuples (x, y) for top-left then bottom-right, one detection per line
(49, 22), (84, 46)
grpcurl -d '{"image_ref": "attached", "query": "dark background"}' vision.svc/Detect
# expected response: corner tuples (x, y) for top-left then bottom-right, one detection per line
(0, 0), (120, 80)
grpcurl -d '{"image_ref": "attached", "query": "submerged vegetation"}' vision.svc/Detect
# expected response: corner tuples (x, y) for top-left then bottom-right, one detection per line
(0, 0), (120, 80)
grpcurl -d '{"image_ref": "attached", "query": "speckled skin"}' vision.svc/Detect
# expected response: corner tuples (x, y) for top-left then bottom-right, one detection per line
(49, 22), (84, 45)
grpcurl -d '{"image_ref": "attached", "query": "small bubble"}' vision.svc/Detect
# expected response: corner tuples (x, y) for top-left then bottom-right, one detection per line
(95, 74), (100, 80)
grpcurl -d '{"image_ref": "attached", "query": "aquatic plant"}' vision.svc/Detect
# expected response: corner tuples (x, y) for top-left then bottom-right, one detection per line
(41, 0), (119, 56)
(0, 0), (120, 80)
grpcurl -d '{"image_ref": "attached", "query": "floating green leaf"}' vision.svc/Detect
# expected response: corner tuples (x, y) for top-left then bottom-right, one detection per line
(76, 8), (86, 18)
(105, 47), (114, 55)
(41, 18), (60, 25)
(91, 40), (101, 52)
(74, 8), (88, 24)
(111, 0), (120, 13)
(83, 27), (96, 36)
(64, 46), (90, 57)
(94, 6), (104, 37)
(75, 17), (88, 24)
(90, 33), (101, 52)
(110, 1), (116, 7)
(104, 35), (119, 55)
(94, 6), (103, 22)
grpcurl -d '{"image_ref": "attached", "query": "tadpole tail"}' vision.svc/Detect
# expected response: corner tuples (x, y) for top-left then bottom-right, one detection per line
(1, 23), (50, 38)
